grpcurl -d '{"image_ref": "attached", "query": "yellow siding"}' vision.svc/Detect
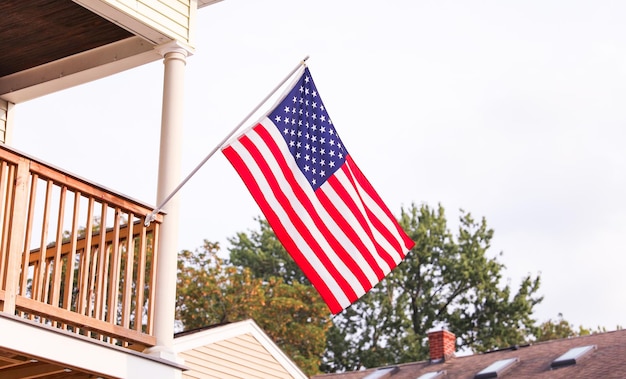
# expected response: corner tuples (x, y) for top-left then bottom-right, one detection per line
(180, 333), (295, 379)
(102, 0), (192, 44)
(0, 100), (7, 144)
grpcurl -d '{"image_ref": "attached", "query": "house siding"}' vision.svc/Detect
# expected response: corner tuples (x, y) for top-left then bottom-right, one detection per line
(180, 333), (294, 379)
(112, 0), (191, 41)
(0, 100), (8, 144)
(78, 0), (195, 46)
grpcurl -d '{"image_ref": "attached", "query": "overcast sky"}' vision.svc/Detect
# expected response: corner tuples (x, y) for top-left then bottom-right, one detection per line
(12, 1), (626, 332)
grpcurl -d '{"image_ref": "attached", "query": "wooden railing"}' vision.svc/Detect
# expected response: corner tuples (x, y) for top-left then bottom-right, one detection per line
(0, 145), (163, 350)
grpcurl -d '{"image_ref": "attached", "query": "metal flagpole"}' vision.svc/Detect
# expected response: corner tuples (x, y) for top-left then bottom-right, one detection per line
(145, 55), (310, 226)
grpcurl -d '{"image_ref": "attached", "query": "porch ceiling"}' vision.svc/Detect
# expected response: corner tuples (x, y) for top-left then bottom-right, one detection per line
(0, 347), (114, 379)
(0, 0), (133, 78)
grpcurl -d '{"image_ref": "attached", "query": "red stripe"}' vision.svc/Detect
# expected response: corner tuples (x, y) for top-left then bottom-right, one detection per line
(253, 125), (369, 298)
(222, 134), (343, 313)
(347, 156), (415, 251)
(315, 187), (386, 281)
(240, 126), (359, 304)
(327, 168), (398, 271)
(342, 158), (407, 258)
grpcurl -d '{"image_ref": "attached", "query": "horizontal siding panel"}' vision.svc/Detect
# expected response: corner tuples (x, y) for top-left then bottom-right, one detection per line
(183, 351), (286, 379)
(191, 345), (285, 374)
(108, 0), (190, 42)
(180, 351), (230, 379)
(185, 345), (292, 379)
(216, 337), (280, 363)
(200, 344), (281, 370)
(161, 0), (190, 16)
(0, 100), (7, 144)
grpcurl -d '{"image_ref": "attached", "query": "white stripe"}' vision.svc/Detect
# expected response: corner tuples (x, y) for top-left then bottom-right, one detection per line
(256, 120), (367, 296)
(333, 169), (399, 274)
(231, 125), (350, 308)
(262, 119), (379, 287)
(349, 163), (407, 263)
(317, 183), (387, 283)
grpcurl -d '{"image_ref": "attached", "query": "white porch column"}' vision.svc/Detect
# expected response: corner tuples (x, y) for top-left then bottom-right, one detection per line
(149, 41), (190, 362)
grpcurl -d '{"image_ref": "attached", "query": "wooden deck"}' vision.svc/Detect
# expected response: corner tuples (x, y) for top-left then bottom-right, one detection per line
(0, 144), (163, 351)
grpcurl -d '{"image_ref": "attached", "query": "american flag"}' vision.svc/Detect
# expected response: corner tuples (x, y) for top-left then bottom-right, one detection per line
(222, 66), (414, 314)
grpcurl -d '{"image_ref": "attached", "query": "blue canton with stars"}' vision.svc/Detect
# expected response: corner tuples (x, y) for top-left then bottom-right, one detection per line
(269, 68), (348, 191)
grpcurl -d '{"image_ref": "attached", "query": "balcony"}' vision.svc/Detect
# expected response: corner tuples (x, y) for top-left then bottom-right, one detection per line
(0, 144), (162, 352)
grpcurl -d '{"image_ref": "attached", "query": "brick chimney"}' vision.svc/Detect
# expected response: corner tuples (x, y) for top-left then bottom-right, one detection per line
(428, 329), (456, 361)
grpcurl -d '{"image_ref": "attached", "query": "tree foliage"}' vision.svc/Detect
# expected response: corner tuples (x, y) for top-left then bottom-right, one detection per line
(535, 313), (623, 342)
(228, 217), (308, 284)
(321, 203), (543, 371)
(175, 239), (329, 377)
(177, 204), (545, 375)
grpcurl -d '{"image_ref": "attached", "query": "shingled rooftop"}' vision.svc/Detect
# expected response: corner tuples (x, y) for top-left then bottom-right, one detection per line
(312, 329), (626, 379)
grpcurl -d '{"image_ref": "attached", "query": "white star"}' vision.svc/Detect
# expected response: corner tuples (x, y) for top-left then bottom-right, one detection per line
(320, 170), (325, 177)
(275, 115), (282, 123)
(283, 128), (289, 135)
(312, 90), (317, 97)
(304, 165), (310, 172)
(329, 161), (335, 168)
(284, 106), (290, 113)
(305, 154), (310, 161)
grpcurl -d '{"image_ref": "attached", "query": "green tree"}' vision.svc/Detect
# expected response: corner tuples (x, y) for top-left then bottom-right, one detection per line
(175, 239), (329, 377)
(534, 313), (623, 342)
(228, 217), (307, 284)
(535, 313), (582, 342)
(321, 203), (543, 371)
